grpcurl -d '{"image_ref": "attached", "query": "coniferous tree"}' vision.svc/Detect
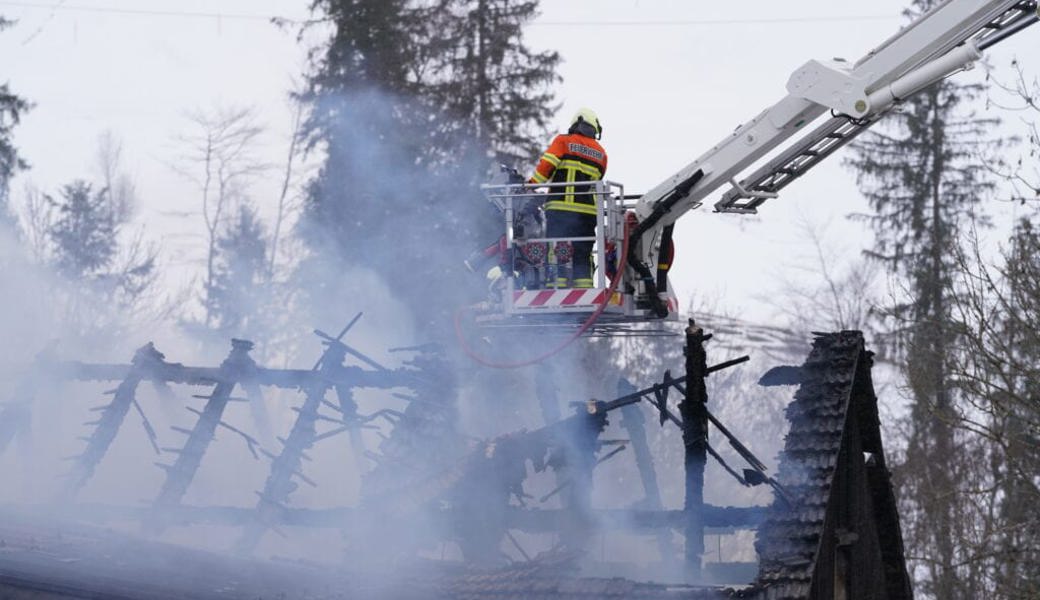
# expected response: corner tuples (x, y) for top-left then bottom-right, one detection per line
(207, 204), (269, 335)
(297, 0), (439, 284)
(420, 0), (561, 169)
(297, 0), (560, 330)
(47, 181), (117, 279)
(845, 2), (1002, 596)
(1, 16), (31, 228)
(45, 179), (156, 316)
(172, 106), (267, 328)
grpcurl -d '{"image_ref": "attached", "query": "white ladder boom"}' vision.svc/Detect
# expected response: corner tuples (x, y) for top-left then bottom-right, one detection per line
(634, 0), (1039, 224)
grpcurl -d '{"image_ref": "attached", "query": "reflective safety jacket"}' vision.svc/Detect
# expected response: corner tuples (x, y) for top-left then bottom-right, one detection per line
(529, 133), (608, 216)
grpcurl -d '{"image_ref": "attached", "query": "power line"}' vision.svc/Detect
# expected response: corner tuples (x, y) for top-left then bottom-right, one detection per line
(0, 1), (296, 21)
(19, 0), (63, 44)
(0, 2), (900, 27)
(533, 15), (900, 27)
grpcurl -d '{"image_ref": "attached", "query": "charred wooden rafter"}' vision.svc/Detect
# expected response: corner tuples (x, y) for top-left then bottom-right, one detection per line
(60, 343), (167, 501)
(148, 338), (260, 533)
(235, 328), (356, 554)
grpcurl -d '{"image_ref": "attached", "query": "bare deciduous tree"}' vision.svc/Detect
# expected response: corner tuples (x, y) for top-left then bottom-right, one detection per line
(269, 93), (307, 278)
(766, 213), (881, 335)
(940, 223), (1040, 598)
(94, 129), (136, 224)
(171, 106), (268, 326)
(987, 61), (1040, 205)
(20, 181), (51, 262)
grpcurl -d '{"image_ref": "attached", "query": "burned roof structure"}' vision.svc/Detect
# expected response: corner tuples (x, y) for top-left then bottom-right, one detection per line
(0, 324), (912, 600)
(750, 331), (913, 599)
(385, 330), (914, 600)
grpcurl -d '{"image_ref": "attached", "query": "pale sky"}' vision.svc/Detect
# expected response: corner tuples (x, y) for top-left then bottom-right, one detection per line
(1, 0), (1035, 324)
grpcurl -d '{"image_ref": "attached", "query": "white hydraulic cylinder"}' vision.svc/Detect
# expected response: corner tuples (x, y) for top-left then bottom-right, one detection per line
(867, 41), (982, 112)
(634, 0), (1024, 228)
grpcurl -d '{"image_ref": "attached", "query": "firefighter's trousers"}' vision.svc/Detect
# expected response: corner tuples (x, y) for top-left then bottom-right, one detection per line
(546, 209), (596, 288)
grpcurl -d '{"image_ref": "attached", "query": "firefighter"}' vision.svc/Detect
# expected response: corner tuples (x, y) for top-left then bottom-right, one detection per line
(528, 108), (608, 289)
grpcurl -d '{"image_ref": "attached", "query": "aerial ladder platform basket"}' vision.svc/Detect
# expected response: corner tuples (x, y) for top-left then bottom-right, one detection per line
(475, 179), (681, 336)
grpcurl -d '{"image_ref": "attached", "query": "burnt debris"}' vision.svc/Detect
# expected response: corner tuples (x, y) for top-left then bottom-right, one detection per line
(0, 324), (911, 600)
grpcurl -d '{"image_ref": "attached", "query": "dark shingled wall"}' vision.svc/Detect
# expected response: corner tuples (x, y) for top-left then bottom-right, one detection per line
(751, 331), (912, 600)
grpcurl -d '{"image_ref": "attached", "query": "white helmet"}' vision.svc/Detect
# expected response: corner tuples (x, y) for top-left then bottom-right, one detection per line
(569, 107), (602, 139)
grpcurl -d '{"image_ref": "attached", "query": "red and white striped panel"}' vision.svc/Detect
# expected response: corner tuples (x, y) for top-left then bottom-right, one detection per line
(512, 288), (622, 309)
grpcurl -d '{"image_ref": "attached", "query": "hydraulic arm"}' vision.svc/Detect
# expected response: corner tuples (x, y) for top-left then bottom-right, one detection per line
(629, 0), (1039, 312)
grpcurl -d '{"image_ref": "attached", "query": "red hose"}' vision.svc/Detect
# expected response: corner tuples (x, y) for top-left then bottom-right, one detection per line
(454, 218), (632, 369)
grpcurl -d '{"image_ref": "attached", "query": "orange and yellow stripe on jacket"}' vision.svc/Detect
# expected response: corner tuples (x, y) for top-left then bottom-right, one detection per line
(530, 133), (608, 216)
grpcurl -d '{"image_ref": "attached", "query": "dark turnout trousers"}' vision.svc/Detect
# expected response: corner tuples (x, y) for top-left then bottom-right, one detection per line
(546, 209), (597, 288)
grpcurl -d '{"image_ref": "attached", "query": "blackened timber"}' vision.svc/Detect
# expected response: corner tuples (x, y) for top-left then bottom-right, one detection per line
(681, 320), (709, 582)
(360, 351), (464, 506)
(0, 348), (57, 457)
(707, 355), (750, 374)
(65, 503), (768, 532)
(504, 506), (766, 533)
(0, 402), (30, 457)
(664, 380), (771, 474)
(751, 331), (913, 600)
(389, 386), (649, 505)
(148, 339), (257, 532)
(618, 379), (663, 509)
(234, 343), (348, 554)
(618, 378), (677, 569)
(60, 344), (166, 501)
(599, 356), (748, 418)
(48, 360), (419, 393)
(358, 391), (613, 560)
(333, 383), (365, 463)
(558, 402), (602, 552)
(538, 444), (627, 503)
(241, 381), (274, 448)
(48, 356), (746, 398)
(854, 348), (914, 600)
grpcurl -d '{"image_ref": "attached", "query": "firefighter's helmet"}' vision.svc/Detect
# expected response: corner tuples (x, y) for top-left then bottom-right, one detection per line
(569, 107), (602, 139)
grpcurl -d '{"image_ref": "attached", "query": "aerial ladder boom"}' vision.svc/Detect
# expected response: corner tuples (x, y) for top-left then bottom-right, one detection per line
(630, 0), (1038, 310)
(468, 0), (1038, 339)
